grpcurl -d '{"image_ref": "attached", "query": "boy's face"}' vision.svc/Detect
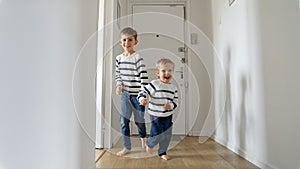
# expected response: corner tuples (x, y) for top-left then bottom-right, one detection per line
(156, 63), (174, 84)
(119, 34), (138, 53)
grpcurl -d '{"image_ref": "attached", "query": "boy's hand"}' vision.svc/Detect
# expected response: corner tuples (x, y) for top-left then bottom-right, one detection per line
(116, 85), (122, 95)
(140, 98), (148, 106)
(164, 103), (171, 110)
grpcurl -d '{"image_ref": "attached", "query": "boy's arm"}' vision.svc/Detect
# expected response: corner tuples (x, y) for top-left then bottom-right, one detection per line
(115, 58), (122, 86)
(136, 57), (148, 89)
(137, 81), (155, 105)
(170, 88), (179, 110)
(137, 86), (148, 104)
(115, 57), (123, 95)
(116, 85), (122, 95)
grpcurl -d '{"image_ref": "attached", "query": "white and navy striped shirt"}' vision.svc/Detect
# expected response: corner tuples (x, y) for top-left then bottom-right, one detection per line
(138, 79), (179, 117)
(115, 52), (148, 96)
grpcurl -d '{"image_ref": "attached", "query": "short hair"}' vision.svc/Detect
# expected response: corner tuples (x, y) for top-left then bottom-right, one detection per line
(156, 58), (175, 70)
(120, 27), (137, 40)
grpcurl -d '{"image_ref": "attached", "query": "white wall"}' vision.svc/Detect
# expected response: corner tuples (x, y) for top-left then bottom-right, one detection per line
(187, 0), (213, 136)
(211, 0), (300, 168)
(259, 0), (300, 168)
(0, 1), (98, 169)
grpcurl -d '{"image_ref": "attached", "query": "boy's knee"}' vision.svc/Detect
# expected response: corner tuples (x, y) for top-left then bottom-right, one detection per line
(120, 118), (130, 129)
(135, 122), (145, 129)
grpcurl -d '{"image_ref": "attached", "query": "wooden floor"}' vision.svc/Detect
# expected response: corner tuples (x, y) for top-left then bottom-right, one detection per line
(96, 136), (260, 169)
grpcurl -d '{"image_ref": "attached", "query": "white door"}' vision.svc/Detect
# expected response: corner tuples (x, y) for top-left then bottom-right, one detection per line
(131, 4), (187, 135)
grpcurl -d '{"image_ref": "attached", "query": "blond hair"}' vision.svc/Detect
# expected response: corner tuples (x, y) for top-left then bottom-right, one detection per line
(156, 58), (175, 70)
(120, 27), (137, 40)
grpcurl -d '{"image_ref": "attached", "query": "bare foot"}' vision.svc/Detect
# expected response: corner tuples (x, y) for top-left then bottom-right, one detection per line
(146, 145), (152, 154)
(140, 138), (146, 149)
(160, 155), (171, 161)
(116, 148), (130, 157)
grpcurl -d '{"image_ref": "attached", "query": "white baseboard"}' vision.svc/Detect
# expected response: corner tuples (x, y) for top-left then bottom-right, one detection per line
(211, 134), (277, 169)
(188, 131), (201, 136)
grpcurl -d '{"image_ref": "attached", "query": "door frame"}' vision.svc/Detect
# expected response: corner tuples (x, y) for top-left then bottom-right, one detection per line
(128, 0), (190, 135)
(96, 0), (105, 149)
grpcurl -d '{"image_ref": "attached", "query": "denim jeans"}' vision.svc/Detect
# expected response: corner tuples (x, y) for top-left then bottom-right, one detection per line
(146, 114), (173, 156)
(120, 92), (146, 150)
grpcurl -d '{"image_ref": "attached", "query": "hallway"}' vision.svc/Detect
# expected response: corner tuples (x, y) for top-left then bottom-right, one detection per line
(1, 0), (299, 169)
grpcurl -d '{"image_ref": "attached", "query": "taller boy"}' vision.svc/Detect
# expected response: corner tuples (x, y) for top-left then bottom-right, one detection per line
(115, 27), (148, 156)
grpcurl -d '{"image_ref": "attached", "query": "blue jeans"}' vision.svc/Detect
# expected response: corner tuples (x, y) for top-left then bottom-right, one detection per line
(146, 115), (173, 156)
(120, 92), (146, 150)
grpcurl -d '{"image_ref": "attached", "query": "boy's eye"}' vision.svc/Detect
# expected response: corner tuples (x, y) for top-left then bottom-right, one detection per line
(160, 69), (173, 73)
(122, 38), (133, 42)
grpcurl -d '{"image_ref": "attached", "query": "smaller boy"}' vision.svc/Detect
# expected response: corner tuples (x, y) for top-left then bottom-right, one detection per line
(138, 58), (179, 160)
(115, 27), (148, 156)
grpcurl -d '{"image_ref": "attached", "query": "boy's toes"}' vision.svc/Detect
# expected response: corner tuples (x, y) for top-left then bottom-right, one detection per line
(116, 148), (130, 157)
(146, 145), (152, 154)
(160, 155), (171, 161)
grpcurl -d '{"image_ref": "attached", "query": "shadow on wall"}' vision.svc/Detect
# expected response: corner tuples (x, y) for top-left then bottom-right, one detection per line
(223, 47), (232, 145)
(238, 75), (248, 152)
(223, 46), (252, 152)
(225, 46), (250, 152)
(218, 43), (266, 167)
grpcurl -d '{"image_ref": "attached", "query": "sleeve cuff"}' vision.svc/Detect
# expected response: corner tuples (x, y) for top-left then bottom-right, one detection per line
(116, 81), (122, 86)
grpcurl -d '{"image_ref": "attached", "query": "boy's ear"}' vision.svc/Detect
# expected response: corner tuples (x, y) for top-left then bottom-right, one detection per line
(119, 39), (122, 45)
(135, 39), (138, 45)
(156, 70), (160, 77)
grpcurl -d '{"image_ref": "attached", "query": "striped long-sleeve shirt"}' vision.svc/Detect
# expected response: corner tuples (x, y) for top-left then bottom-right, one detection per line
(115, 52), (148, 96)
(137, 79), (179, 117)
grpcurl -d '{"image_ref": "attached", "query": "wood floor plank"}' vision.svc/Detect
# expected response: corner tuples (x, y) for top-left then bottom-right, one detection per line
(95, 149), (106, 162)
(96, 136), (260, 169)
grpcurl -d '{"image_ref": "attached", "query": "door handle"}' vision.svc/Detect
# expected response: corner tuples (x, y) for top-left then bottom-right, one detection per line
(181, 58), (186, 63)
(178, 47), (187, 52)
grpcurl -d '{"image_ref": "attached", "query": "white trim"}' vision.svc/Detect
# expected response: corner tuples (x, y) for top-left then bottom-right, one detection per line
(188, 131), (201, 136)
(98, 0), (114, 149)
(185, 0), (192, 135)
(96, 0), (105, 149)
(127, 0), (188, 26)
(211, 134), (276, 169)
(108, 0), (117, 147)
(104, 31), (114, 149)
(129, 0), (187, 5)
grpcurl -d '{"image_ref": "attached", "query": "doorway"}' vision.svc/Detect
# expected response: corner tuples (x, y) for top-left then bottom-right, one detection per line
(129, 2), (188, 135)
